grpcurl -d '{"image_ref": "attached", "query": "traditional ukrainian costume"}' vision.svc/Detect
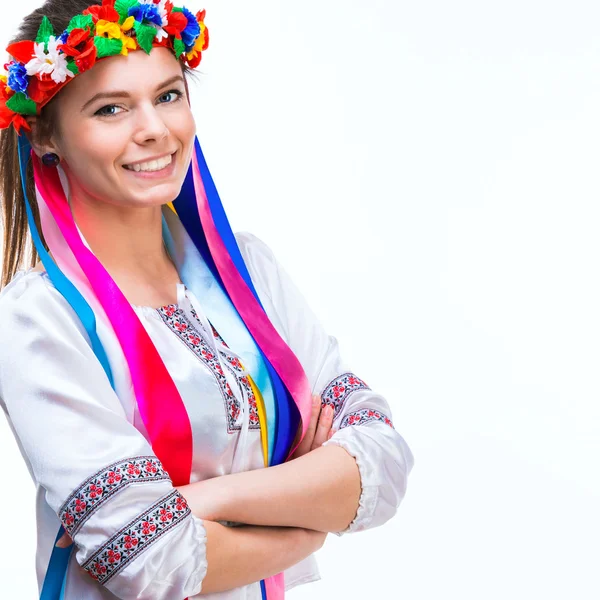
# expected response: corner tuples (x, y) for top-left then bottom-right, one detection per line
(0, 3), (414, 599)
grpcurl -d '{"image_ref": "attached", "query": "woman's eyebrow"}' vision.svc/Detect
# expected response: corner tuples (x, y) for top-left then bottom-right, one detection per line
(81, 75), (185, 111)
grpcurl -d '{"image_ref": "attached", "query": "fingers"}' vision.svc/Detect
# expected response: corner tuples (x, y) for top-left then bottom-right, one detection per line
(55, 531), (73, 548)
(289, 394), (338, 459)
(293, 394), (323, 458)
(311, 402), (335, 450)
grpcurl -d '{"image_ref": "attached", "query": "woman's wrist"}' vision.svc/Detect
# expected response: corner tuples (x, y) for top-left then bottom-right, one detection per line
(176, 477), (231, 522)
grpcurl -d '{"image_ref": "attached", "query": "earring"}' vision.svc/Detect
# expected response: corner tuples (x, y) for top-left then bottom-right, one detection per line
(42, 152), (60, 167)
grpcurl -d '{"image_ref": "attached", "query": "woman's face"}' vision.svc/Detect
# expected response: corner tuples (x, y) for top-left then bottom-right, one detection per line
(44, 47), (196, 210)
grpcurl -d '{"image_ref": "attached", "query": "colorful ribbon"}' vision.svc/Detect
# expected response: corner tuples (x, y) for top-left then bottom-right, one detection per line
(18, 133), (312, 600)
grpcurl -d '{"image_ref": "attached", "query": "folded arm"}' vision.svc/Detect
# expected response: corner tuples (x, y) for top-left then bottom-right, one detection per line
(0, 277), (322, 598)
(182, 233), (416, 536)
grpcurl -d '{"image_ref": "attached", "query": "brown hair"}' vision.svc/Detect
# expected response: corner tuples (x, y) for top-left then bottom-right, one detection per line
(0, 0), (197, 289)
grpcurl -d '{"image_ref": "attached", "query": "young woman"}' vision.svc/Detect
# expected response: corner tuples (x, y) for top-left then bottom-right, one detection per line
(0, 1), (414, 598)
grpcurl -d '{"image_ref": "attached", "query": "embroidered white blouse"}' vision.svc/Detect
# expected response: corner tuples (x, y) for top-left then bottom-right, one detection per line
(0, 231), (414, 599)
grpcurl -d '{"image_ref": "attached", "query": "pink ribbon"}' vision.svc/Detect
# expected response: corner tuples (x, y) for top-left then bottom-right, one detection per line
(32, 153), (194, 487)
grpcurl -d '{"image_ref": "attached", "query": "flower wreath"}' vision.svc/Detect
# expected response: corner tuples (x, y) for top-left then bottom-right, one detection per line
(0, 0), (209, 134)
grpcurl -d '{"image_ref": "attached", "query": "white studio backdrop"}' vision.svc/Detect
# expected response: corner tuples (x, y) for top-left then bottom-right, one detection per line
(1, 0), (599, 598)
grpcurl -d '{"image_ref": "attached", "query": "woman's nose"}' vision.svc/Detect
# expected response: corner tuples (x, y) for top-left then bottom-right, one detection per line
(132, 103), (169, 144)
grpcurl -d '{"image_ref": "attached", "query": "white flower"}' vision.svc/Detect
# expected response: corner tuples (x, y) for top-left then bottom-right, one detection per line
(153, 27), (169, 42)
(24, 36), (74, 84)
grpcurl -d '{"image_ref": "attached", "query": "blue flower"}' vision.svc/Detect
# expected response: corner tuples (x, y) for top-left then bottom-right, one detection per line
(128, 3), (163, 28)
(180, 7), (200, 51)
(58, 30), (69, 45)
(7, 62), (29, 96)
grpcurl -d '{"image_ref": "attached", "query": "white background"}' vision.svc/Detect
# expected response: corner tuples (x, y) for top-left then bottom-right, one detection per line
(1, 0), (599, 598)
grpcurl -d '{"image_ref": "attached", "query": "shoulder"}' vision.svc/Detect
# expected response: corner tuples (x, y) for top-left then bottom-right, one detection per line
(0, 270), (88, 348)
(234, 231), (281, 293)
(234, 231), (277, 265)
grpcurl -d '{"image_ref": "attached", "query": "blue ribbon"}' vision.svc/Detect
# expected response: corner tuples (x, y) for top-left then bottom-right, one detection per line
(175, 137), (300, 466)
(23, 134), (291, 600)
(16, 137), (115, 598)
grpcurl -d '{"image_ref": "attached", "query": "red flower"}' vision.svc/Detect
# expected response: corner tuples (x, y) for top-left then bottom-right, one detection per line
(83, 0), (119, 23)
(159, 508), (173, 522)
(6, 40), (35, 64)
(144, 461), (158, 474)
(89, 483), (104, 498)
(333, 384), (345, 398)
(58, 28), (97, 74)
(127, 463), (141, 476)
(164, 2), (188, 40)
(0, 101), (30, 134)
(107, 470), (122, 484)
(123, 534), (138, 549)
(27, 76), (56, 104)
(186, 51), (202, 69)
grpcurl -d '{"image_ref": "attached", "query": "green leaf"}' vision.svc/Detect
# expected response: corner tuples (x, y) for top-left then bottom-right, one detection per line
(6, 92), (37, 116)
(134, 21), (156, 54)
(67, 61), (79, 76)
(173, 37), (186, 59)
(67, 14), (94, 33)
(171, 7), (183, 12)
(35, 16), (55, 44)
(115, 0), (139, 24)
(94, 36), (123, 58)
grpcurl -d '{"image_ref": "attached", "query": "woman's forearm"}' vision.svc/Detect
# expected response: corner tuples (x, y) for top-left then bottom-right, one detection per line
(200, 521), (325, 594)
(178, 444), (361, 533)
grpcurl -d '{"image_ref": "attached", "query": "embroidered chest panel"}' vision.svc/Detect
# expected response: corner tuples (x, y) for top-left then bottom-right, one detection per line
(157, 304), (260, 434)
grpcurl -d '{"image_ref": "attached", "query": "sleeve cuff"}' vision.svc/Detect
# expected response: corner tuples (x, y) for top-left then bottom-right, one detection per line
(322, 430), (379, 536)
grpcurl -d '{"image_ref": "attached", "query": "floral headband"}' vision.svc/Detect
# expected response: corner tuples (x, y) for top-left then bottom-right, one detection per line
(0, 0), (209, 134)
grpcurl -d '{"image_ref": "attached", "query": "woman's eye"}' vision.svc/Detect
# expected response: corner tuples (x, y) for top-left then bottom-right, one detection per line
(159, 90), (184, 104)
(95, 104), (123, 117)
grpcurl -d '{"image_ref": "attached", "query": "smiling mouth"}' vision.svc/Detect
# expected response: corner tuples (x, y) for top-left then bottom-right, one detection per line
(123, 152), (175, 172)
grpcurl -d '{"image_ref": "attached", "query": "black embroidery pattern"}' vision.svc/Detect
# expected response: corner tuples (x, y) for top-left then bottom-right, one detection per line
(82, 490), (191, 585)
(158, 305), (260, 432)
(59, 457), (170, 537)
(321, 373), (371, 419)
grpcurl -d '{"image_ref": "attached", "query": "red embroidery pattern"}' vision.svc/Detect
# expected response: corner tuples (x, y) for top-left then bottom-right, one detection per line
(209, 322), (226, 346)
(340, 408), (394, 429)
(82, 490), (191, 585)
(321, 373), (370, 419)
(158, 305), (260, 432)
(59, 457), (169, 537)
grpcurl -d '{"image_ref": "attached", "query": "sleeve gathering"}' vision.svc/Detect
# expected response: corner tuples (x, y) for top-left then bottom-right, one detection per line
(0, 273), (207, 599)
(235, 232), (415, 536)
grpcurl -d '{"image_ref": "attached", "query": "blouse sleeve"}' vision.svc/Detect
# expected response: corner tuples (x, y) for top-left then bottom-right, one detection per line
(236, 232), (415, 537)
(0, 274), (207, 599)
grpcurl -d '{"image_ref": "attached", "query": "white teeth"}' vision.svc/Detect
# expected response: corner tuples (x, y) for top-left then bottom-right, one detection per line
(126, 154), (172, 172)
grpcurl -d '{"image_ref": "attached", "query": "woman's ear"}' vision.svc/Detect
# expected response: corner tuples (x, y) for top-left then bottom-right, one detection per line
(24, 115), (60, 159)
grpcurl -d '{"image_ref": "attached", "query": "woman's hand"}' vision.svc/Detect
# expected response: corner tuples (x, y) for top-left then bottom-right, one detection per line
(56, 530), (73, 549)
(289, 394), (337, 460)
